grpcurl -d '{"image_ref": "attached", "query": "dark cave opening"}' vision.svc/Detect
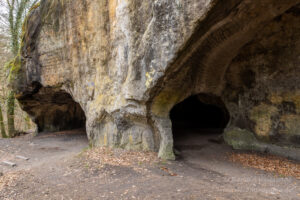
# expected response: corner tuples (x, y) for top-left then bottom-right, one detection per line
(36, 91), (86, 133)
(18, 85), (87, 136)
(170, 94), (230, 147)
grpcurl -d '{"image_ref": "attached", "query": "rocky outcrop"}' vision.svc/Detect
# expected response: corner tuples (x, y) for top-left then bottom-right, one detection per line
(224, 7), (300, 148)
(14, 0), (300, 159)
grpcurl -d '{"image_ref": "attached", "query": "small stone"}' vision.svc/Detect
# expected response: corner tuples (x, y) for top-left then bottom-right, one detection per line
(16, 155), (30, 161)
(2, 161), (17, 167)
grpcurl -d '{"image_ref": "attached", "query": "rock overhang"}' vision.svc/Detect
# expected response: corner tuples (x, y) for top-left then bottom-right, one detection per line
(14, 0), (300, 160)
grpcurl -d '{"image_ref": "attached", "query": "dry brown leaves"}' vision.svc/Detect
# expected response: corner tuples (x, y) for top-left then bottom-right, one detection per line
(0, 171), (23, 192)
(83, 147), (159, 167)
(229, 152), (300, 179)
(160, 166), (178, 176)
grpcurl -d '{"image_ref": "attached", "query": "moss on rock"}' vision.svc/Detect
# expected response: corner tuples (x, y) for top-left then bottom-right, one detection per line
(223, 127), (261, 150)
(5, 55), (21, 85)
(158, 142), (176, 161)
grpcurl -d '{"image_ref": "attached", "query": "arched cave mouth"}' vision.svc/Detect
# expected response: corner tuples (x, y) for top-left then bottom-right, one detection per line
(36, 91), (87, 135)
(19, 85), (87, 137)
(170, 94), (229, 148)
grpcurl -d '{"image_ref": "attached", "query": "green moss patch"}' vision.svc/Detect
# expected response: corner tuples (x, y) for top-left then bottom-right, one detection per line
(223, 127), (260, 150)
(5, 56), (21, 85)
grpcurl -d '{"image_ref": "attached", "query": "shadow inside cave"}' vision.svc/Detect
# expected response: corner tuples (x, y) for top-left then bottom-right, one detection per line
(170, 94), (230, 158)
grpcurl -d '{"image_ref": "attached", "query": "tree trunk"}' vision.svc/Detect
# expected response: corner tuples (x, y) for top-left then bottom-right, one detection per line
(7, 90), (15, 137)
(0, 104), (7, 138)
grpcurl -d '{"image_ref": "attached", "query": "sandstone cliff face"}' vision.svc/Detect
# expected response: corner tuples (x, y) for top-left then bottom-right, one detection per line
(15, 0), (300, 159)
(224, 8), (300, 147)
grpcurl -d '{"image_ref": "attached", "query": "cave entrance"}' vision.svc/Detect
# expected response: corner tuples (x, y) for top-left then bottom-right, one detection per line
(170, 94), (229, 151)
(26, 88), (88, 139)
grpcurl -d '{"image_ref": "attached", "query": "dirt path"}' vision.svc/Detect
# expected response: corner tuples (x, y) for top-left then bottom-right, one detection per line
(0, 130), (299, 200)
(0, 129), (88, 174)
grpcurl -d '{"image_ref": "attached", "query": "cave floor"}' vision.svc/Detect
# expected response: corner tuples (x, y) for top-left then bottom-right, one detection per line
(0, 130), (299, 200)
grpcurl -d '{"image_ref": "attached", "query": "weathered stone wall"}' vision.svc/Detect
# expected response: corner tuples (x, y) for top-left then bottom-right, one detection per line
(15, 0), (300, 159)
(148, 1), (300, 158)
(17, 0), (219, 156)
(224, 8), (300, 147)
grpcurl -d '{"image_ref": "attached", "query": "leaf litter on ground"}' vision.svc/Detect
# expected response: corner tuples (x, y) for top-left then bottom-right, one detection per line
(229, 152), (300, 179)
(81, 147), (159, 168)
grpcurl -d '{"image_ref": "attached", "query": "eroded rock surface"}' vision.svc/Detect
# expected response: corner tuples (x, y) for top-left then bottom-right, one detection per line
(14, 0), (300, 159)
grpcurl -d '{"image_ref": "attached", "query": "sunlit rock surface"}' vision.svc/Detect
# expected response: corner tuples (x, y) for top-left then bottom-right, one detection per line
(15, 0), (300, 159)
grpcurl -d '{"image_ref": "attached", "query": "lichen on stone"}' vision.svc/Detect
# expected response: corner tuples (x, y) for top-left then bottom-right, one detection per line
(249, 104), (278, 140)
(223, 127), (260, 151)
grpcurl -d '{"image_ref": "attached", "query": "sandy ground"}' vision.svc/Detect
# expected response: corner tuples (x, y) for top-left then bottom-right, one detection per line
(0, 129), (299, 200)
